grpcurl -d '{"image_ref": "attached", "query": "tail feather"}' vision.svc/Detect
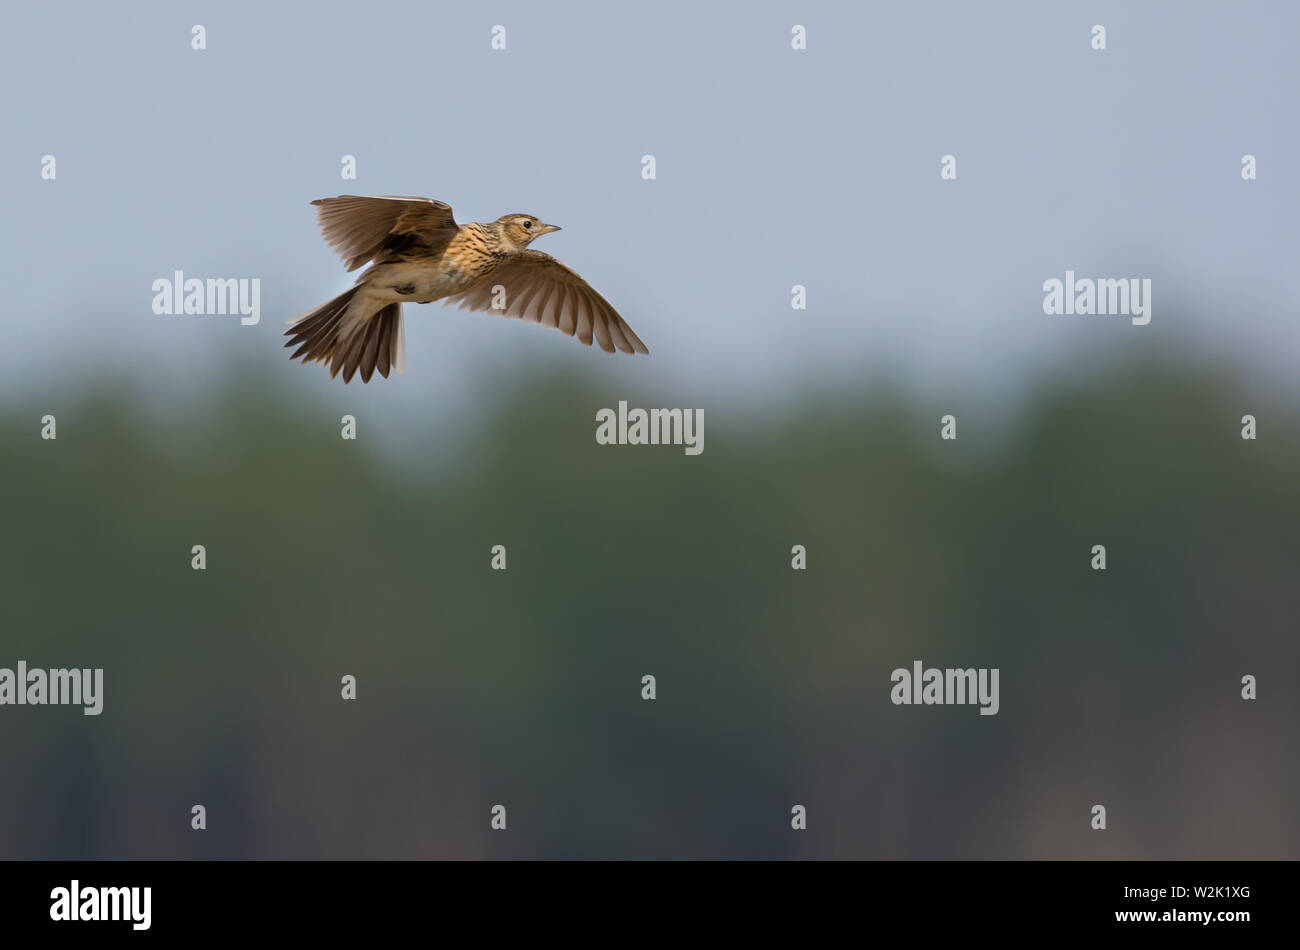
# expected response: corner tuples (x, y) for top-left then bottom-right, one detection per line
(372, 313), (406, 377)
(284, 288), (358, 365)
(358, 320), (382, 383)
(285, 289), (404, 384)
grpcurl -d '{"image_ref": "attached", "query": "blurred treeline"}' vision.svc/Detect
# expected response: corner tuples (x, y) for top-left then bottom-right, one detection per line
(0, 359), (1296, 859)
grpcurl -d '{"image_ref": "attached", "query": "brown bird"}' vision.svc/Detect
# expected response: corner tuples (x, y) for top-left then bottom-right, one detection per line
(285, 195), (649, 383)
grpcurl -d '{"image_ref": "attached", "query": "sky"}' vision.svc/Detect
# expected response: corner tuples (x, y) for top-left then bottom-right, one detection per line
(3, 0), (1297, 435)
(2, 0), (1298, 866)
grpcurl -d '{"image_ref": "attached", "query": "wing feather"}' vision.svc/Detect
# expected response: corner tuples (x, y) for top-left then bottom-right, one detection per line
(311, 195), (458, 271)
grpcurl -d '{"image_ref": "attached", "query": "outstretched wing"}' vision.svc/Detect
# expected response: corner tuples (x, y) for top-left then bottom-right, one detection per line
(311, 195), (459, 271)
(443, 250), (649, 355)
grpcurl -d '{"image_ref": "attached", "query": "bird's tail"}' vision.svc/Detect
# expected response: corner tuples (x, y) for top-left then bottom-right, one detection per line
(284, 288), (406, 383)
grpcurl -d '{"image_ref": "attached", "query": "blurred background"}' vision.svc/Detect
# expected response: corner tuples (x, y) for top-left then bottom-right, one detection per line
(0, 1), (1296, 858)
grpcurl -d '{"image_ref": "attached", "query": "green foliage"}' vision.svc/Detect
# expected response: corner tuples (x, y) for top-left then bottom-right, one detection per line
(1, 363), (1296, 858)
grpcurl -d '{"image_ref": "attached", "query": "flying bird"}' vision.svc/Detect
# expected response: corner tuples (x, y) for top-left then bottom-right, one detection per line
(285, 195), (649, 383)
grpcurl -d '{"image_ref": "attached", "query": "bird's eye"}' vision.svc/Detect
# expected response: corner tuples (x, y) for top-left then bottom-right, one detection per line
(522, 220), (532, 230)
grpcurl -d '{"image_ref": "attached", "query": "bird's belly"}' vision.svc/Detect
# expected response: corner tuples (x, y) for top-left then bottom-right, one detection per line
(372, 261), (485, 303)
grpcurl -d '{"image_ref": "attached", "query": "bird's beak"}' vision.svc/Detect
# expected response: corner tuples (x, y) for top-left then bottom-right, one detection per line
(541, 223), (561, 234)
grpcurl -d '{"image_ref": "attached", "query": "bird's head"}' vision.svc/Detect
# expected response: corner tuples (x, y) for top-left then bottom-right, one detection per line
(494, 214), (560, 251)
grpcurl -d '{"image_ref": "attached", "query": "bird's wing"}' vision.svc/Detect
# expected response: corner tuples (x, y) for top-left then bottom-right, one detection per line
(311, 195), (459, 271)
(444, 250), (649, 354)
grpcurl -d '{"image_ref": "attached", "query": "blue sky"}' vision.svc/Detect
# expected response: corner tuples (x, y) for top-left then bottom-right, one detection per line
(4, 0), (1297, 432)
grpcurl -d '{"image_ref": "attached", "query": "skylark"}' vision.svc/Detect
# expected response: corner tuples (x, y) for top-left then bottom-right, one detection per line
(285, 195), (649, 383)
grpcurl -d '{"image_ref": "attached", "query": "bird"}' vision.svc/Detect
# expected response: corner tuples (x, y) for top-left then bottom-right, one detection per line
(285, 195), (649, 383)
